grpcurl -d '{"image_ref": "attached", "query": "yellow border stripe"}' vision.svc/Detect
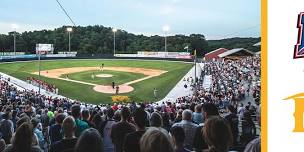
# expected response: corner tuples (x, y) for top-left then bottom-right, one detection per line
(261, 0), (267, 151)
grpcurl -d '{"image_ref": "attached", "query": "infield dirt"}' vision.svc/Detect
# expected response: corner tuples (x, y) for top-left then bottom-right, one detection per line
(32, 67), (167, 94)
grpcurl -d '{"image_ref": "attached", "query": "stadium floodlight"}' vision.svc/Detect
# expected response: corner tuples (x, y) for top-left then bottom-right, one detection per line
(162, 25), (170, 57)
(66, 27), (73, 52)
(12, 24), (19, 56)
(67, 27), (73, 32)
(112, 28), (117, 56)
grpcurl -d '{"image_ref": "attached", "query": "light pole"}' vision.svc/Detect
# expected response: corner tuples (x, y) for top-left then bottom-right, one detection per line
(162, 25), (170, 58)
(38, 50), (41, 94)
(112, 28), (117, 56)
(194, 50), (197, 96)
(67, 27), (73, 52)
(12, 24), (18, 56)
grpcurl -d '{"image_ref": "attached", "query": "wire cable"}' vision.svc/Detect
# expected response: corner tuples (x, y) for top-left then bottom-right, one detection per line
(55, 0), (77, 26)
(221, 24), (260, 38)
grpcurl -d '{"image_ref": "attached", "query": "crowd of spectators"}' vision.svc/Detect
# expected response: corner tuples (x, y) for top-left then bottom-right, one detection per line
(0, 56), (261, 152)
(27, 77), (58, 94)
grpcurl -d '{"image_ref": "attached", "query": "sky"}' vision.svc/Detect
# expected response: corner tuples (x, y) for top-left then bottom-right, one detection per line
(0, 0), (260, 40)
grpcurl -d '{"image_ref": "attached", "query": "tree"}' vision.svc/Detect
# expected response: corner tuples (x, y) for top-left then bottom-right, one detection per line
(0, 25), (260, 56)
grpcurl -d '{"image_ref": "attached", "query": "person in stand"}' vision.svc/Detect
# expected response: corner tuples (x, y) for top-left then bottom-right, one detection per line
(101, 108), (116, 152)
(74, 128), (103, 152)
(49, 113), (65, 144)
(116, 86), (119, 95)
(71, 105), (89, 137)
(170, 126), (191, 152)
(123, 108), (148, 152)
(50, 116), (78, 152)
(203, 116), (233, 152)
(0, 110), (14, 144)
(172, 110), (198, 150)
(4, 122), (42, 152)
(111, 107), (135, 152)
(140, 127), (174, 152)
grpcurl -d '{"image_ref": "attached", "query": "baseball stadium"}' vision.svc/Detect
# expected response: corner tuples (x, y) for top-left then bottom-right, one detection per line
(0, 0), (261, 152)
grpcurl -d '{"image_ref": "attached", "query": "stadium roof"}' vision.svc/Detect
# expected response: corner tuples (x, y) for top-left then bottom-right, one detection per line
(218, 48), (254, 58)
(205, 48), (228, 56)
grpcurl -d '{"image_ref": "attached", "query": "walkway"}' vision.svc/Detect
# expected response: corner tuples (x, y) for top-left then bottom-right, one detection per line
(202, 75), (212, 91)
(158, 63), (202, 103)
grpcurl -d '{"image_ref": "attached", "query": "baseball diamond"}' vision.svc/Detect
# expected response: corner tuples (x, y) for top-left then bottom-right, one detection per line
(0, 59), (192, 104)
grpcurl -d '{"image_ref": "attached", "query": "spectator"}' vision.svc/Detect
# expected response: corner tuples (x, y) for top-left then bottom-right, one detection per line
(11, 110), (18, 130)
(244, 137), (260, 152)
(0, 110), (14, 144)
(75, 128), (103, 152)
(224, 105), (239, 146)
(111, 107), (135, 152)
(241, 111), (256, 146)
(31, 118), (45, 150)
(0, 139), (5, 152)
(193, 103), (219, 152)
(4, 122), (42, 152)
(192, 104), (203, 124)
(244, 113), (260, 152)
(140, 127), (174, 152)
(16, 116), (30, 129)
(203, 116), (233, 152)
(170, 126), (191, 152)
(82, 109), (94, 127)
(172, 109), (198, 150)
(50, 116), (78, 152)
(174, 110), (183, 123)
(150, 112), (163, 128)
(101, 108), (116, 152)
(92, 114), (102, 133)
(71, 105), (89, 137)
(49, 113), (65, 144)
(124, 108), (147, 152)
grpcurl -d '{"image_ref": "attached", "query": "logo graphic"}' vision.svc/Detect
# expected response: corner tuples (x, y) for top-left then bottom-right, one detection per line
(294, 12), (304, 58)
(284, 93), (304, 132)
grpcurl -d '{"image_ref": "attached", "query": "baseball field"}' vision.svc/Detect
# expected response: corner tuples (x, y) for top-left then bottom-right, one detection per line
(0, 59), (192, 104)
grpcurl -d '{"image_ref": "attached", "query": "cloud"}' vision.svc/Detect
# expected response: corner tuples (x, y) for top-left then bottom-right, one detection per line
(0, 22), (56, 34)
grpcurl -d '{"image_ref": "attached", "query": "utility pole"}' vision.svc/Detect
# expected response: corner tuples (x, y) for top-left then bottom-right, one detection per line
(38, 51), (41, 94)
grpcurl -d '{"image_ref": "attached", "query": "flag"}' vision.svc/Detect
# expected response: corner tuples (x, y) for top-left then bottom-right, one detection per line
(184, 45), (189, 50)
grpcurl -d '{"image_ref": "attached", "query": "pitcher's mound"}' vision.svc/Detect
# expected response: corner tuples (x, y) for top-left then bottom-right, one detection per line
(93, 85), (134, 94)
(96, 74), (113, 78)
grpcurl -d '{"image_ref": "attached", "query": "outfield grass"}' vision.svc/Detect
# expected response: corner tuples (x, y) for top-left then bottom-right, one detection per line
(0, 59), (192, 104)
(62, 70), (146, 85)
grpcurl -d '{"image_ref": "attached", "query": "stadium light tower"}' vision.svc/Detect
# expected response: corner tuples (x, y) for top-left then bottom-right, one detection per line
(12, 24), (18, 56)
(67, 27), (73, 52)
(112, 28), (117, 56)
(162, 25), (170, 57)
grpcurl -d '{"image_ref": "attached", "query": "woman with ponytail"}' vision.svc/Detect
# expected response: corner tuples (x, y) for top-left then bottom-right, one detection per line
(4, 122), (42, 152)
(203, 116), (233, 152)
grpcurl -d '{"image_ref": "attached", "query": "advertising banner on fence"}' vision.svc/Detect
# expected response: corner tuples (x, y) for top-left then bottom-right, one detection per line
(116, 51), (191, 59)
